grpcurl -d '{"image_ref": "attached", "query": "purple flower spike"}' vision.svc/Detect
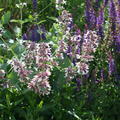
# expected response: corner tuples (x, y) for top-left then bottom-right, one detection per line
(76, 48), (80, 54)
(97, 9), (104, 26)
(76, 78), (82, 91)
(97, 9), (104, 38)
(86, 0), (91, 8)
(32, 0), (37, 10)
(115, 74), (120, 81)
(23, 25), (46, 42)
(115, 34), (120, 52)
(94, 0), (100, 9)
(72, 58), (77, 66)
(104, 0), (109, 7)
(76, 29), (81, 35)
(118, 0), (120, 5)
(23, 33), (28, 40)
(31, 26), (40, 42)
(85, 0), (97, 29)
(67, 46), (72, 53)
(109, 0), (117, 20)
(116, 1), (120, 24)
(108, 55), (116, 75)
(109, 0), (117, 35)
(97, 26), (104, 38)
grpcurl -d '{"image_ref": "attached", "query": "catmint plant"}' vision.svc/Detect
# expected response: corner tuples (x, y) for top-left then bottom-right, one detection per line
(11, 41), (54, 96)
(55, 9), (99, 79)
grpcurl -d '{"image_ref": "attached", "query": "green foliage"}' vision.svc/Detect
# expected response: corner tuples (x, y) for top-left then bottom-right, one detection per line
(1, 11), (11, 25)
(66, 0), (85, 30)
(0, 0), (120, 120)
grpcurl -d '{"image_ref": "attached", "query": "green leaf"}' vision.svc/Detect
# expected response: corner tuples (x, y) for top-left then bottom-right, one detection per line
(46, 16), (57, 21)
(1, 11), (11, 25)
(67, 111), (82, 120)
(11, 19), (32, 24)
(14, 98), (24, 106)
(7, 72), (19, 85)
(37, 20), (46, 25)
(6, 94), (11, 107)
(0, 57), (4, 63)
(0, 8), (4, 12)
(14, 26), (21, 37)
(10, 19), (23, 24)
(37, 100), (43, 109)
(59, 56), (71, 68)
(2, 29), (12, 39)
(0, 104), (6, 109)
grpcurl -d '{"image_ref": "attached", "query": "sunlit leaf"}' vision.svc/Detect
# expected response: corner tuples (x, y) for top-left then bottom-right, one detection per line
(1, 11), (11, 24)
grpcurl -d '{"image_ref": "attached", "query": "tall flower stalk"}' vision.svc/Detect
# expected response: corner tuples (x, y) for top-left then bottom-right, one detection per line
(104, 0), (109, 7)
(96, 9), (104, 38)
(108, 54), (116, 76)
(85, 0), (96, 29)
(109, 0), (120, 52)
(32, 0), (37, 10)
